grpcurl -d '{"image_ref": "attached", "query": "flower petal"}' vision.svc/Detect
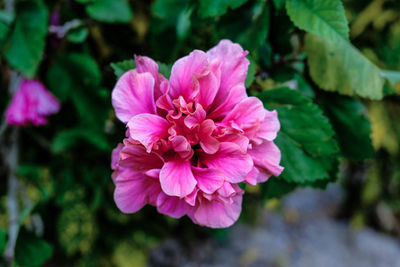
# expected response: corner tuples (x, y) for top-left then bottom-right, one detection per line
(160, 159), (197, 197)
(192, 167), (224, 194)
(253, 110), (280, 142)
(169, 50), (209, 101)
(200, 142), (253, 183)
(128, 114), (169, 152)
(111, 143), (124, 170)
(190, 193), (243, 228)
(157, 192), (190, 218)
(119, 141), (163, 170)
(114, 172), (161, 213)
(199, 119), (219, 154)
(248, 141), (284, 179)
(112, 70), (156, 123)
(207, 40), (249, 114)
(222, 97), (265, 128)
(135, 55), (167, 100)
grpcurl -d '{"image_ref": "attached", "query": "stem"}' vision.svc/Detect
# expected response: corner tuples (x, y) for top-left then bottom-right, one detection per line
(3, 128), (19, 267)
(5, 0), (15, 14)
(2, 71), (21, 267)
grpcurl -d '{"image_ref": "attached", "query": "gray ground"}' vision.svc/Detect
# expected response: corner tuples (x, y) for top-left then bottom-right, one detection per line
(149, 185), (400, 267)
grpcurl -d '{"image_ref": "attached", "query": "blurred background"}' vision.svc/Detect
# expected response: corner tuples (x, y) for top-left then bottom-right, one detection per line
(1, 0), (400, 266)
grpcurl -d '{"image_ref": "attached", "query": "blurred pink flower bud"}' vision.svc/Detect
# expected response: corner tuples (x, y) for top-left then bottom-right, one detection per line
(6, 79), (60, 126)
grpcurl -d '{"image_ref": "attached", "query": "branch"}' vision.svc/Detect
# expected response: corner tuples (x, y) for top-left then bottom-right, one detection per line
(3, 127), (19, 267)
(5, 0), (15, 14)
(2, 71), (22, 267)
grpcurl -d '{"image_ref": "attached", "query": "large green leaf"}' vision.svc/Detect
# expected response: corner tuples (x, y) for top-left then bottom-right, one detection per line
(286, 0), (349, 41)
(320, 94), (374, 161)
(47, 53), (101, 101)
(199, 0), (249, 18)
(258, 87), (339, 183)
(15, 231), (53, 267)
(5, 1), (48, 78)
(86, 0), (132, 23)
(286, 0), (384, 99)
(305, 33), (385, 100)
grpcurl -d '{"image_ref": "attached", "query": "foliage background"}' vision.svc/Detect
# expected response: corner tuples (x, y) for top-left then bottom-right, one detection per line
(0, 0), (400, 266)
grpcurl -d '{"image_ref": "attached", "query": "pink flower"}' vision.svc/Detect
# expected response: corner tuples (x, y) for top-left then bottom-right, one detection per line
(111, 40), (283, 228)
(6, 79), (60, 126)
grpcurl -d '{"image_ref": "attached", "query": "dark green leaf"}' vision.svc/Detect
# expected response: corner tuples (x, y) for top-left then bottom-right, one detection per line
(258, 87), (339, 183)
(52, 128), (109, 153)
(67, 27), (89, 43)
(152, 0), (190, 21)
(320, 95), (374, 160)
(157, 61), (172, 79)
(176, 7), (193, 40)
(199, 0), (249, 18)
(15, 231), (53, 267)
(5, 0), (48, 78)
(47, 53), (101, 101)
(0, 229), (6, 255)
(86, 0), (132, 23)
(261, 178), (296, 200)
(110, 59), (136, 79)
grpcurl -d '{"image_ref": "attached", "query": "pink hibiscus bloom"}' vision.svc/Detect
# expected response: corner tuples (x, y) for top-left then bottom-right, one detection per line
(111, 40), (283, 228)
(6, 79), (60, 126)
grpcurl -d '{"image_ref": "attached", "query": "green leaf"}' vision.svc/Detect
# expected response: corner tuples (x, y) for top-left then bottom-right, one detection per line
(47, 53), (101, 101)
(0, 229), (6, 255)
(67, 27), (89, 43)
(199, 0), (249, 18)
(5, 0), (48, 78)
(52, 128), (109, 153)
(258, 87), (339, 183)
(157, 61), (172, 79)
(86, 0), (132, 23)
(176, 7), (193, 41)
(320, 95), (374, 161)
(305, 33), (385, 100)
(110, 59), (136, 79)
(15, 231), (53, 267)
(245, 56), (256, 87)
(261, 178), (296, 200)
(237, 1), (270, 52)
(286, 0), (349, 41)
(152, 0), (190, 19)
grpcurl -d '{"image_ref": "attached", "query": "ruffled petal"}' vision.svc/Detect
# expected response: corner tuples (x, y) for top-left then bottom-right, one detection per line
(190, 193), (243, 228)
(127, 114), (169, 152)
(135, 55), (168, 100)
(222, 97), (265, 128)
(253, 110), (280, 143)
(169, 50), (209, 101)
(192, 167), (224, 194)
(200, 142), (253, 183)
(160, 159), (197, 197)
(157, 192), (190, 218)
(248, 141), (284, 179)
(114, 172), (161, 213)
(119, 142), (163, 171)
(112, 71), (156, 123)
(207, 40), (249, 115)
